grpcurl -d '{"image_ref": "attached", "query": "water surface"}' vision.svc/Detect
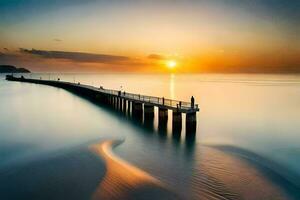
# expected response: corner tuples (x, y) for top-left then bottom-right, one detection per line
(0, 73), (300, 199)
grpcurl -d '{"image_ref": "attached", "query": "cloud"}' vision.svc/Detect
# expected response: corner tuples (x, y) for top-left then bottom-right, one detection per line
(53, 38), (62, 42)
(20, 48), (130, 63)
(147, 54), (165, 60)
(0, 52), (18, 60)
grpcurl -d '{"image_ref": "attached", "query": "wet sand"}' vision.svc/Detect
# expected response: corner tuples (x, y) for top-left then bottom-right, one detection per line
(1, 139), (299, 200)
(90, 140), (180, 200)
(191, 145), (300, 200)
(0, 139), (179, 200)
(0, 147), (106, 200)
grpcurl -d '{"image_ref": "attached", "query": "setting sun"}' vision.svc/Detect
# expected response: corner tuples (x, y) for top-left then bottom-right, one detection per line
(166, 60), (177, 69)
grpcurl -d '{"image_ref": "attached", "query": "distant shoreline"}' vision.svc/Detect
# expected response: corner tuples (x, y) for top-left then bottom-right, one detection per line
(0, 65), (30, 73)
(1, 64), (300, 74)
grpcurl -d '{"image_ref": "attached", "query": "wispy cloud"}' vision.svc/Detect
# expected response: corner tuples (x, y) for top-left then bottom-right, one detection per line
(148, 54), (165, 60)
(20, 48), (130, 64)
(0, 51), (19, 60)
(53, 38), (62, 42)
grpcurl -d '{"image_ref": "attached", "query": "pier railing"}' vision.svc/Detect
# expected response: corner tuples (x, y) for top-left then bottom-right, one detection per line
(80, 84), (199, 112)
(6, 75), (198, 134)
(78, 83), (199, 112)
(6, 76), (199, 113)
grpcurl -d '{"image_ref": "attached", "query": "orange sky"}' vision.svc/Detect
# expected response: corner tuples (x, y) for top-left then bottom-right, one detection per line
(0, 0), (299, 73)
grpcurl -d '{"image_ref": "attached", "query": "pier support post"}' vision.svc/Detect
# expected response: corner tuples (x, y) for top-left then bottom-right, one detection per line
(172, 110), (182, 136)
(118, 97), (122, 110)
(101, 95), (104, 104)
(112, 96), (115, 108)
(107, 95), (110, 104)
(110, 96), (113, 105)
(108, 95), (111, 105)
(122, 98), (127, 112)
(104, 95), (108, 104)
(132, 102), (143, 124)
(112, 96), (116, 107)
(144, 104), (154, 130)
(121, 98), (124, 111)
(132, 102), (143, 117)
(95, 93), (101, 101)
(159, 107), (168, 120)
(115, 96), (118, 109)
(127, 101), (131, 115)
(144, 104), (154, 119)
(158, 107), (168, 134)
(186, 112), (197, 136)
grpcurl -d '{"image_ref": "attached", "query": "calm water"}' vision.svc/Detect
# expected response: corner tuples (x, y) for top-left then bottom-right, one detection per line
(1, 73), (300, 199)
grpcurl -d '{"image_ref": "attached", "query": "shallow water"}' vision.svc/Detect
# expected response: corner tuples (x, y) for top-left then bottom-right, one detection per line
(0, 73), (300, 199)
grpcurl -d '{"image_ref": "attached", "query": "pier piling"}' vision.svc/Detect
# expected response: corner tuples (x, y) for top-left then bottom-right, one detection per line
(186, 112), (197, 134)
(118, 97), (122, 110)
(159, 107), (168, 120)
(172, 110), (182, 134)
(144, 104), (154, 119)
(6, 75), (200, 136)
(121, 98), (126, 112)
(132, 102), (143, 116)
(127, 101), (131, 115)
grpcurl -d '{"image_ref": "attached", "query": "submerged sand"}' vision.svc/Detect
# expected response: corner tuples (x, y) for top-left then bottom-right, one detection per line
(90, 140), (180, 200)
(1, 139), (298, 200)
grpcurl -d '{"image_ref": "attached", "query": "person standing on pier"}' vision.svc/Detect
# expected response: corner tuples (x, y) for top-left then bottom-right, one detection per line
(162, 97), (165, 105)
(191, 96), (195, 108)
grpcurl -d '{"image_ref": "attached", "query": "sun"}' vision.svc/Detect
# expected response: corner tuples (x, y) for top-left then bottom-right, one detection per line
(166, 60), (177, 69)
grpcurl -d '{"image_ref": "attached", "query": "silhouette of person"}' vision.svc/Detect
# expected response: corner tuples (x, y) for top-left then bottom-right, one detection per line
(162, 97), (165, 105)
(179, 101), (182, 108)
(191, 96), (195, 108)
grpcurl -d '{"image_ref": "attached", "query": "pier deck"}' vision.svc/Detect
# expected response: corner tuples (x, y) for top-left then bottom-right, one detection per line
(6, 75), (199, 113)
(6, 75), (199, 134)
(81, 84), (199, 114)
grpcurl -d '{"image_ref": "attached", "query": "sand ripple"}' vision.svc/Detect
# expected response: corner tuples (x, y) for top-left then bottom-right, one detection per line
(90, 140), (180, 200)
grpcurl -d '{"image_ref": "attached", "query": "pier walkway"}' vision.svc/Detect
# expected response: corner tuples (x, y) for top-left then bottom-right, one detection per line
(6, 75), (199, 134)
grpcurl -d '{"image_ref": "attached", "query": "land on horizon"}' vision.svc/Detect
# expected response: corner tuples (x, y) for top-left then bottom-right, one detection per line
(1, 62), (300, 74)
(0, 65), (30, 73)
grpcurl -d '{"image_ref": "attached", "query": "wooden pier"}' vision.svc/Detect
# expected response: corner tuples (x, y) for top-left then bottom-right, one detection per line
(6, 75), (199, 134)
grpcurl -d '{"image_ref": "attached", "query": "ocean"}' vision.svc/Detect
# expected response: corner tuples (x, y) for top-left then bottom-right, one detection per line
(0, 73), (300, 200)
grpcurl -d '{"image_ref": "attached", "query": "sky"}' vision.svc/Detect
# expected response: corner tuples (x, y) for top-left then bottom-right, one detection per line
(0, 0), (299, 73)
